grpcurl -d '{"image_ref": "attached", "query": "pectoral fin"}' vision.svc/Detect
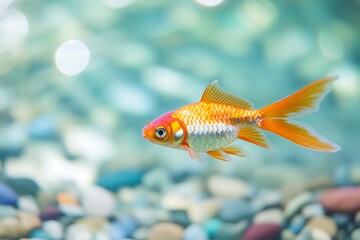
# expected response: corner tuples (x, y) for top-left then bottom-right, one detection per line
(183, 144), (199, 159)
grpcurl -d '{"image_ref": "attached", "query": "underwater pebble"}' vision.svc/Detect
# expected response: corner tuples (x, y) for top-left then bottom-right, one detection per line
(254, 208), (284, 224)
(97, 170), (144, 191)
(1, 177), (39, 197)
(204, 218), (223, 239)
(319, 187), (360, 213)
(132, 208), (170, 227)
(81, 185), (115, 217)
(350, 166), (360, 184)
(66, 223), (92, 240)
(43, 220), (64, 240)
(302, 203), (324, 218)
(207, 176), (252, 198)
(57, 192), (79, 205)
(76, 216), (109, 232)
(351, 228), (360, 240)
(0, 218), (27, 239)
(0, 205), (17, 218)
(213, 221), (249, 240)
(289, 215), (306, 234)
(281, 229), (296, 240)
(30, 228), (52, 239)
(143, 168), (172, 191)
(59, 204), (85, 217)
(219, 199), (255, 222)
(306, 216), (337, 237)
(40, 205), (63, 221)
(18, 211), (42, 233)
(188, 199), (220, 223)
(148, 222), (184, 240)
(299, 227), (332, 240)
(183, 224), (209, 240)
(332, 213), (351, 228)
(170, 210), (191, 227)
(284, 191), (315, 218)
(242, 223), (281, 240)
(355, 211), (360, 224)
(162, 192), (190, 210)
(18, 195), (40, 215)
(252, 190), (283, 210)
(0, 183), (18, 207)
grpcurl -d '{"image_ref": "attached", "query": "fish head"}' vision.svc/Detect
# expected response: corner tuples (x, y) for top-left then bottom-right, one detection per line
(142, 111), (185, 148)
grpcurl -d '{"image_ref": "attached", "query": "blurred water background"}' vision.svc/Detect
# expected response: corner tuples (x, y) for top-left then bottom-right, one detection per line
(0, 0), (360, 239)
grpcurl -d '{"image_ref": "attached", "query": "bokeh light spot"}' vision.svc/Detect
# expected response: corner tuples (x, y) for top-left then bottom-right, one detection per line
(318, 31), (344, 60)
(0, 8), (29, 54)
(55, 40), (90, 76)
(0, 0), (13, 11)
(195, 0), (224, 7)
(101, 0), (135, 8)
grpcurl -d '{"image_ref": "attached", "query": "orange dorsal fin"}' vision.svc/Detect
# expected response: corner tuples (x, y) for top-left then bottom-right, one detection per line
(238, 126), (271, 148)
(260, 76), (339, 118)
(201, 80), (253, 109)
(259, 76), (341, 152)
(207, 150), (232, 162)
(261, 119), (340, 152)
(222, 145), (247, 157)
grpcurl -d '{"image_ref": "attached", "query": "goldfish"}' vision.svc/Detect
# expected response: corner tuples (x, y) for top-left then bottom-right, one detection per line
(142, 76), (340, 161)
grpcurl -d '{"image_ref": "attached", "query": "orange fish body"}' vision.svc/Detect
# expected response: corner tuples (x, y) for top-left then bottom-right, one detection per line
(142, 76), (340, 161)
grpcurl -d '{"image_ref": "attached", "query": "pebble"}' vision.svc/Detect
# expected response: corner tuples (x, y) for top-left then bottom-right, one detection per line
(254, 208), (284, 225)
(188, 199), (220, 223)
(0, 183), (18, 207)
(142, 168), (172, 191)
(30, 228), (52, 239)
(252, 190), (283, 210)
(356, 211), (360, 224)
(302, 203), (325, 218)
(0, 177), (39, 197)
(43, 220), (64, 240)
(319, 187), (360, 213)
(207, 176), (252, 198)
(114, 214), (140, 237)
(219, 199), (255, 222)
(81, 185), (115, 217)
(162, 192), (190, 210)
(132, 208), (170, 227)
(284, 191), (315, 218)
(66, 223), (92, 240)
(281, 229), (296, 240)
(0, 205), (17, 218)
(242, 223), (281, 240)
(350, 166), (360, 184)
(59, 204), (85, 217)
(0, 217), (27, 239)
(148, 222), (184, 240)
(306, 216), (337, 237)
(96, 170), (144, 191)
(289, 215), (306, 234)
(40, 205), (63, 221)
(297, 227), (331, 240)
(18, 195), (40, 215)
(213, 221), (249, 240)
(57, 192), (79, 205)
(170, 210), (191, 227)
(352, 228), (360, 240)
(183, 224), (209, 240)
(333, 213), (351, 228)
(204, 218), (223, 238)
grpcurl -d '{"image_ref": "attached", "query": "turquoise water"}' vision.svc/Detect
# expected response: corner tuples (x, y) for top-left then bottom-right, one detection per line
(0, 0), (359, 239)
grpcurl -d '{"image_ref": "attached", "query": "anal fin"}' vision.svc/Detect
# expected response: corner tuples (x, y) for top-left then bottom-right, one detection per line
(222, 145), (247, 157)
(207, 150), (232, 162)
(238, 126), (270, 148)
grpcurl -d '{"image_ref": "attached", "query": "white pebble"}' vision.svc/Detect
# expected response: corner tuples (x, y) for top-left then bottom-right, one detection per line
(81, 186), (115, 217)
(43, 220), (63, 240)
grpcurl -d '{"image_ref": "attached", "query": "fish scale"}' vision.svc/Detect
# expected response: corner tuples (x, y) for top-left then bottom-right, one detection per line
(172, 102), (261, 152)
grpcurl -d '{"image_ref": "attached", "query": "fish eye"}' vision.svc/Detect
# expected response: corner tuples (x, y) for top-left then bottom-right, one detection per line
(155, 127), (167, 139)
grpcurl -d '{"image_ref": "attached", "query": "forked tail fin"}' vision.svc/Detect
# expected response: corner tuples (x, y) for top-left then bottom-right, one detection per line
(259, 76), (340, 152)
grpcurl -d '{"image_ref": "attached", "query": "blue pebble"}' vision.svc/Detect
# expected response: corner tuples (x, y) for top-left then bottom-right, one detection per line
(109, 223), (127, 240)
(219, 200), (255, 222)
(204, 218), (223, 238)
(29, 114), (58, 140)
(333, 214), (350, 228)
(2, 177), (39, 196)
(0, 183), (18, 207)
(30, 229), (52, 240)
(184, 224), (209, 240)
(289, 215), (306, 234)
(97, 170), (144, 191)
(117, 214), (140, 236)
